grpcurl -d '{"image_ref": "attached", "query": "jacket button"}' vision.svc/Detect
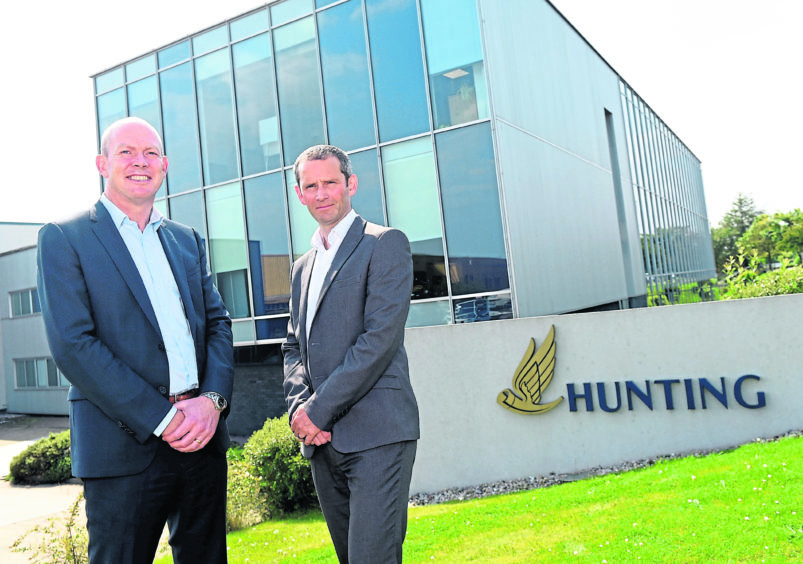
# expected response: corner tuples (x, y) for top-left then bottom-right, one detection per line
(159, 386), (168, 395)
(158, 343), (166, 351)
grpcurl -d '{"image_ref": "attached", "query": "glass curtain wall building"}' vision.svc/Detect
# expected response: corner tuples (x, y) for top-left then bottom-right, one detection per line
(92, 0), (715, 348)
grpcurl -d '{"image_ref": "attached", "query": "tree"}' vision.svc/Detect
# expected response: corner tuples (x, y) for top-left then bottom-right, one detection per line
(711, 194), (762, 274)
(737, 209), (803, 268)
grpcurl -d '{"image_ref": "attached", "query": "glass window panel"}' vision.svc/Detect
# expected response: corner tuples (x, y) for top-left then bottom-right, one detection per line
(160, 62), (203, 193)
(193, 25), (228, 55)
(285, 168), (318, 259)
(381, 138), (447, 299)
(366, 0), (429, 142)
(316, 0), (338, 7)
(59, 370), (70, 387)
(11, 291), (23, 317)
(453, 295), (512, 324)
(318, 0), (376, 150)
(14, 360), (25, 388)
(231, 10), (269, 41)
(206, 183), (250, 319)
(127, 76), (165, 199)
(168, 191), (207, 238)
(421, 0), (489, 128)
(25, 359), (36, 387)
(256, 317), (289, 340)
(348, 149), (384, 226)
(97, 88), (126, 137)
(436, 123), (508, 295)
(126, 56), (156, 82)
(195, 49), (240, 185)
(274, 17), (325, 164)
(244, 173), (291, 316)
(158, 41), (191, 69)
(95, 67), (124, 94)
(47, 359), (60, 387)
(271, 0), (312, 26)
(407, 300), (450, 327)
(233, 33), (281, 175)
(36, 358), (48, 387)
(32, 289), (41, 313)
(232, 319), (255, 343)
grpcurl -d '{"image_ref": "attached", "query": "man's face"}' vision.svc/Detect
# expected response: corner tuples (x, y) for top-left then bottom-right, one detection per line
(295, 156), (357, 231)
(96, 121), (167, 207)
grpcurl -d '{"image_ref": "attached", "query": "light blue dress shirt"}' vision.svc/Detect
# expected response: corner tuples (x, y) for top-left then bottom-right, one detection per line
(101, 195), (199, 435)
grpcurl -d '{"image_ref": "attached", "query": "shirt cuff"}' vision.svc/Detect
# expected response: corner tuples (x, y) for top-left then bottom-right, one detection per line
(153, 406), (178, 437)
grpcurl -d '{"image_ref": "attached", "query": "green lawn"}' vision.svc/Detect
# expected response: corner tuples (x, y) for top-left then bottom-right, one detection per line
(157, 434), (803, 563)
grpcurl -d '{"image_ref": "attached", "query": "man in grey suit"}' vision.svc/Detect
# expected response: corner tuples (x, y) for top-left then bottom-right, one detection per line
(37, 117), (233, 563)
(282, 145), (420, 563)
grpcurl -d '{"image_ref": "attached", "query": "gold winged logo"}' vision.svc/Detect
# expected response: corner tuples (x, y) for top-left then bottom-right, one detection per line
(497, 325), (564, 414)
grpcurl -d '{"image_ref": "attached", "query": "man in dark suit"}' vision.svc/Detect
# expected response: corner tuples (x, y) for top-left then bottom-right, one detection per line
(282, 145), (420, 563)
(37, 117), (233, 564)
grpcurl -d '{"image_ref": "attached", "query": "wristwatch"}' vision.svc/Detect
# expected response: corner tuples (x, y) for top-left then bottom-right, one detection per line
(201, 392), (228, 412)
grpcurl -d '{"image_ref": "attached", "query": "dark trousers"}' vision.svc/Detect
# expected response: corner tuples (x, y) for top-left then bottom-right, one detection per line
(83, 440), (227, 564)
(310, 440), (417, 564)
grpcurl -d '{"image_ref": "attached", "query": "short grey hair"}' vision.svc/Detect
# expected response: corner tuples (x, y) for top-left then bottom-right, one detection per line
(293, 145), (352, 186)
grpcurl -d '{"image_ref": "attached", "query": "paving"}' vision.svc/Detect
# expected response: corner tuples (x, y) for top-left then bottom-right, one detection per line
(0, 413), (80, 563)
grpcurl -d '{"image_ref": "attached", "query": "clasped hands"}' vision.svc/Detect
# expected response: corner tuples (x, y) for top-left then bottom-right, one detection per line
(161, 396), (220, 452)
(291, 407), (331, 446)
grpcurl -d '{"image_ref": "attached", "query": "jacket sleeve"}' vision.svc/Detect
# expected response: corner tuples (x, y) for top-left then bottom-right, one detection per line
(282, 260), (312, 424)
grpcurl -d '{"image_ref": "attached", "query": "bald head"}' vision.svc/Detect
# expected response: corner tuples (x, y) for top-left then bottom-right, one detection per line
(100, 117), (164, 158)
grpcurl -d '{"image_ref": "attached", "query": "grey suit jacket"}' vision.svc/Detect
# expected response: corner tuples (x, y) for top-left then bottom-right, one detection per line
(282, 216), (420, 458)
(37, 201), (234, 478)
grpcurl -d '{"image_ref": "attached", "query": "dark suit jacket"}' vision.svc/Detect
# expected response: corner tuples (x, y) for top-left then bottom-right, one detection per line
(37, 201), (233, 478)
(282, 215), (420, 458)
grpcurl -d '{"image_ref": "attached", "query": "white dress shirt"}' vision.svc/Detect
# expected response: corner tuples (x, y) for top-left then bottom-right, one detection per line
(305, 209), (357, 340)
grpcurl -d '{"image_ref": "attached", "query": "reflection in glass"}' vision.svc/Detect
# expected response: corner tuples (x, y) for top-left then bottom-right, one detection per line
(95, 68), (124, 94)
(349, 149), (384, 226)
(407, 300), (450, 327)
(366, 0), (430, 142)
(285, 168), (318, 259)
(167, 191), (206, 239)
(436, 123), (509, 295)
(127, 76), (165, 198)
(158, 41), (191, 69)
(206, 183), (251, 319)
(421, 0), (489, 129)
(160, 63), (202, 193)
(126, 56), (155, 82)
(318, 0), (375, 151)
(271, 0), (312, 26)
(231, 10), (269, 42)
(233, 33), (281, 175)
(381, 138), (447, 299)
(244, 173), (291, 317)
(195, 49), (240, 185)
(193, 25), (228, 55)
(274, 17), (325, 164)
(256, 317), (289, 340)
(453, 294), (512, 324)
(232, 320), (256, 343)
(97, 88), (126, 136)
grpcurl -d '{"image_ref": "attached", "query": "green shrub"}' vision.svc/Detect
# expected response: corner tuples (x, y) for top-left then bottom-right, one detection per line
(12, 491), (88, 563)
(9, 430), (72, 484)
(722, 255), (803, 299)
(243, 417), (317, 517)
(226, 447), (268, 531)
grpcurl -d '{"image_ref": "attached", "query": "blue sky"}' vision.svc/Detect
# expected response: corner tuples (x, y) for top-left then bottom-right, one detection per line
(3, 0), (799, 225)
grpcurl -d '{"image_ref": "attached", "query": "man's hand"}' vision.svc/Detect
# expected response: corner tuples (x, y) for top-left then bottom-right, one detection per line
(291, 407), (331, 446)
(162, 396), (221, 452)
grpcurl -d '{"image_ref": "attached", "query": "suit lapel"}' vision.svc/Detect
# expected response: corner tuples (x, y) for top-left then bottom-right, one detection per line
(158, 223), (193, 323)
(316, 216), (365, 308)
(90, 202), (161, 335)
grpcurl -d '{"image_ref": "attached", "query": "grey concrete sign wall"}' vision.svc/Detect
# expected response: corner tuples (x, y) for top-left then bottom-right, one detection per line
(405, 294), (803, 495)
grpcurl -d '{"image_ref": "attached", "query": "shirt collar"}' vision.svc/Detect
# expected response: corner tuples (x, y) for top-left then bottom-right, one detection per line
(101, 193), (164, 230)
(311, 209), (357, 252)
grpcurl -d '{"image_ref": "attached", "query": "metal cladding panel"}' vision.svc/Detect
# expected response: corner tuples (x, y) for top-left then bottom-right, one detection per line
(479, 0), (646, 316)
